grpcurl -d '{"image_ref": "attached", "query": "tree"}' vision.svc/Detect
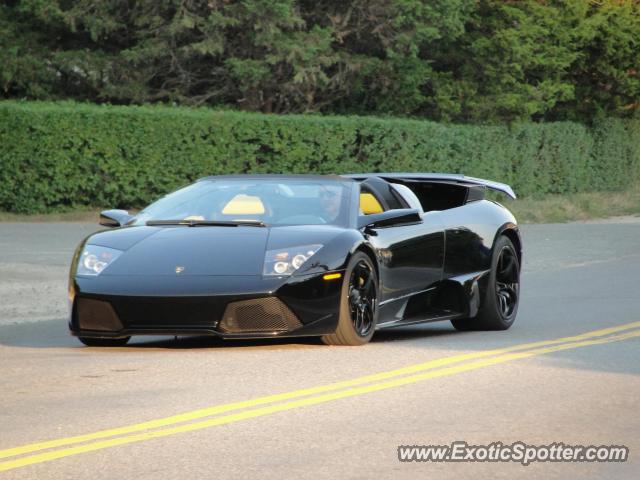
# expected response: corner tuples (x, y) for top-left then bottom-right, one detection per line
(561, 0), (640, 120)
(1, 0), (638, 122)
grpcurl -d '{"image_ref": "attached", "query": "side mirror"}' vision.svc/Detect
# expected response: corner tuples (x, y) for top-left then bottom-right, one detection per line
(357, 209), (421, 231)
(99, 209), (133, 228)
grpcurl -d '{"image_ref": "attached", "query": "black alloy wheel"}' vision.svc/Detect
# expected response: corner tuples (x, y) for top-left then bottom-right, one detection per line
(451, 235), (520, 331)
(322, 252), (379, 345)
(348, 259), (377, 337)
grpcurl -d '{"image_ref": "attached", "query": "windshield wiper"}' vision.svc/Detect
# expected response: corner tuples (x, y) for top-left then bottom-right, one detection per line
(146, 220), (266, 227)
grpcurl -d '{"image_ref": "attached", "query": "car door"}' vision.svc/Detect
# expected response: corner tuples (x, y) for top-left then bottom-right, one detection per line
(358, 179), (445, 306)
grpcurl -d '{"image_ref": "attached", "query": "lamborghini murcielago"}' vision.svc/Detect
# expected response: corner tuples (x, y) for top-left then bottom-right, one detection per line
(68, 173), (522, 346)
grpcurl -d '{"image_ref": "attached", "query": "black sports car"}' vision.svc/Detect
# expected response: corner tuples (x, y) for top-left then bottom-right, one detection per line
(68, 173), (522, 346)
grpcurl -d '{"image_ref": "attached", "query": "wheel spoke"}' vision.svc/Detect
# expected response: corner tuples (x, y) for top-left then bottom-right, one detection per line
(362, 273), (373, 292)
(502, 295), (509, 315)
(498, 254), (513, 278)
(362, 304), (370, 329)
(495, 246), (519, 318)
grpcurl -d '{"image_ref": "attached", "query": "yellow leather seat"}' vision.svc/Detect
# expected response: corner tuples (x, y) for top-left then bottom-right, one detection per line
(222, 194), (266, 215)
(360, 193), (383, 214)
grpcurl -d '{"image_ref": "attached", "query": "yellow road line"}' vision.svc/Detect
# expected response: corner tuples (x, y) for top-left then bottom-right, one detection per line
(1, 320), (639, 462)
(1, 328), (638, 473)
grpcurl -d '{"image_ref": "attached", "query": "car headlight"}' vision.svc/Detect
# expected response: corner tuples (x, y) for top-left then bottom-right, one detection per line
(77, 245), (123, 276)
(263, 244), (322, 276)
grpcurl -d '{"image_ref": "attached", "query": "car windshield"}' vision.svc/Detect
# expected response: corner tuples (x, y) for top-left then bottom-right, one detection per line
(132, 178), (352, 227)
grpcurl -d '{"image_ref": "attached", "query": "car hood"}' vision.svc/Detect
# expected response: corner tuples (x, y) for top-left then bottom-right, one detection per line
(84, 224), (347, 276)
(93, 226), (269, 276)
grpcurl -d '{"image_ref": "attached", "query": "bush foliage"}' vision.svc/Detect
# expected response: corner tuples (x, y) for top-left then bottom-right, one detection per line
(1, 101), (639, 213)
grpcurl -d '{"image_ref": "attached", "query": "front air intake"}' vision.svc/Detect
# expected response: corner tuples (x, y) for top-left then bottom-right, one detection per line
(75, 297), (123, 332)
(219, 297), (302, 333)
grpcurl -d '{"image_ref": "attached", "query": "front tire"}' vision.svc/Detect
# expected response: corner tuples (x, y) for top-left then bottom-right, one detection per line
(451, 235), (520, 331)
(78, 336), (131, 347)
(322, 252), (379, 346)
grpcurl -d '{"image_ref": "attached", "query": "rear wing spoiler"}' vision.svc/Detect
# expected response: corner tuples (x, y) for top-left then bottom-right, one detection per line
(344, 173), (516, 199)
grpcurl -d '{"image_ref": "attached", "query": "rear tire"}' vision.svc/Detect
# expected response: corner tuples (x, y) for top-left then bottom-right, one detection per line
(451, 235), (520, 331)
(322, 252), (378, 346)
(78, 336), (131, 347)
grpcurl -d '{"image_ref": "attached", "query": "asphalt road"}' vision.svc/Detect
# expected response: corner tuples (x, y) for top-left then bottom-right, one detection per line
(0, 220), (639, 479)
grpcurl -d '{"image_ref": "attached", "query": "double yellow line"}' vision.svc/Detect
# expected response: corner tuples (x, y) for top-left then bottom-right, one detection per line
(2, 321), (640, 473)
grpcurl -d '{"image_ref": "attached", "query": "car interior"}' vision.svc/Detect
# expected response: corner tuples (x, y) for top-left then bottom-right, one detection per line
(359, 180), (483, 216)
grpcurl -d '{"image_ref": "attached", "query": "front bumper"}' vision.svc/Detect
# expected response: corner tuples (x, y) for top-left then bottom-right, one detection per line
(69, 273), (343, 339)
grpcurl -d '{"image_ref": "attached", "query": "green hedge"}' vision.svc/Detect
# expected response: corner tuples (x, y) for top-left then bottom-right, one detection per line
(1, 101), (639, 213)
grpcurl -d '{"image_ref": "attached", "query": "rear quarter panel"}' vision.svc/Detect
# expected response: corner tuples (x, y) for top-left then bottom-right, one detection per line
(440, 200), (519, 278)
